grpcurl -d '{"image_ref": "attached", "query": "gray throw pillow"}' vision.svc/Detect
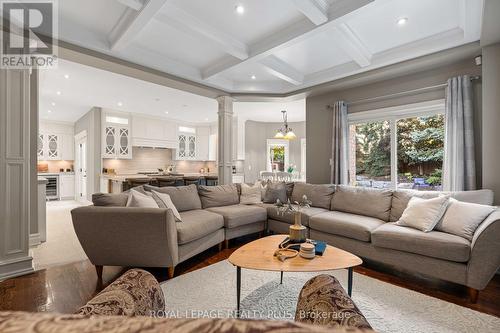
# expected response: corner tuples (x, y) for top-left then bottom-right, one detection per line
(263, 182), (288, 204)
(126, 189), (159, 208)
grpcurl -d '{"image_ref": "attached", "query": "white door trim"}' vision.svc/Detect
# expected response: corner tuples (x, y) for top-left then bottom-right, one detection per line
(266, 139), (290, 172)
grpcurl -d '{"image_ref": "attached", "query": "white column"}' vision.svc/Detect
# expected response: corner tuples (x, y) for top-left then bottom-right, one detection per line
(0, 69), (34, 280)
(217, 96), (234, 185)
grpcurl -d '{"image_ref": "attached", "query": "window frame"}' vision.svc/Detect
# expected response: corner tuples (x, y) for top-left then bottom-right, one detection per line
(347, 100), (445, 189)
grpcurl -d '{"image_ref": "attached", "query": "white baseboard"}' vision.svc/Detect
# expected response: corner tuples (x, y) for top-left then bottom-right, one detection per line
(29, 233), (41, 247)
(0, 256), (34, 281)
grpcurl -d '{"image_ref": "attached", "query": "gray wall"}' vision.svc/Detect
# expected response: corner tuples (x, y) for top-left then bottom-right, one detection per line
(244, 120), (306, 183)
(306, 59), (482, 184)
(74, 107), (101, 201)
(482, 43), (500, 205)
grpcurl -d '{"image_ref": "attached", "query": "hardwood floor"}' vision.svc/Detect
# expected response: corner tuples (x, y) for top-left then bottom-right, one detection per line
(1, 234), (499, 317)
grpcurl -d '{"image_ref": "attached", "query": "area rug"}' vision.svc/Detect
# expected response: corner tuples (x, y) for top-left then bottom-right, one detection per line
(161, 260), (499, 333)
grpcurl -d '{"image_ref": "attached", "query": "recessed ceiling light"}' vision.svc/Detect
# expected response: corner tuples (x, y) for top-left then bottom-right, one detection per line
(251, 75), (256, 80)
(51, 102), (56, 106)
(56, 91), (61, 95)
(117, 102), (123, 107)
(235, 4), (244, 14)
(205, 118), (209, 121)
(64, 74), (70, 79)
(165, 111), (169, 114)
(397, 17), (408, 26)
(47, 110), (52, 113)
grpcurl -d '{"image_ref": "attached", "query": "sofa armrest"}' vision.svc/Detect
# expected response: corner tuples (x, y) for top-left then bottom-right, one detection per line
(76, 269), (165, 316)
(295, 274), (371, 329)
(467, 209), (500, 290)
(71, 206), (179, 268)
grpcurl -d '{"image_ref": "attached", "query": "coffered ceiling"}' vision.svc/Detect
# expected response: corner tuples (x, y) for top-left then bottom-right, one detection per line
(55, 0), (483, 94)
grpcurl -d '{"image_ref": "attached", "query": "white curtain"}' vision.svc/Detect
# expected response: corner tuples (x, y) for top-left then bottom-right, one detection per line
(443, 75), (476, 191)
(330, 101), (349, 185)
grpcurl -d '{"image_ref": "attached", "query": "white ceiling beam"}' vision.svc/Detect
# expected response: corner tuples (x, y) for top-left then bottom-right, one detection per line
(116, 0), (144, 11)
(292, 0), (329, 25)
(260, 55), (304, 85)
(334, 23), (372, 67)
(202, 0), (373, 79)
(155, 4), (248, 60)
(109, 0), (167, 51)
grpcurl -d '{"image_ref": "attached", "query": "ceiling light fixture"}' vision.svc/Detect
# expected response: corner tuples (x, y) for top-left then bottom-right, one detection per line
(64, 74), (70, 79)
(51, 102), (56, 106)
(56, 91), (61, 95)
(397, 17), (408, 26)
(47, 110), (52, 113)
(274, 110), (296, 140)
(251, 75), (256, 80)
(165, 111), (169, 114)
(117, 102), (123, 107)
(235, 4), (244, 14)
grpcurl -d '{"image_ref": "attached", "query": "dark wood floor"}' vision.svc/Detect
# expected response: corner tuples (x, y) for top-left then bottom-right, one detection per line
(1, 234), (499, 317)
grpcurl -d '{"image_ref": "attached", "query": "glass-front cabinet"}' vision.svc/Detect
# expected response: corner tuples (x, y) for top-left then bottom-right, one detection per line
(37, 133), (60, 160)
(176, 126), (197, 160)
(102, 112), (132, 159)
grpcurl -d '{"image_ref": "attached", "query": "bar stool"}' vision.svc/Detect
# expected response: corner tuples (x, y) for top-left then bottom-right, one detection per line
(125, 178), (152, 191)
(184, 176), (201, 187)
(205, 175), (219, 186)
(156, 176), (177, 187)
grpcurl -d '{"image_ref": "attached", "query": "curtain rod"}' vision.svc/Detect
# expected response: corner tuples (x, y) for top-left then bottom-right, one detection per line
(343, 75), (481, 107)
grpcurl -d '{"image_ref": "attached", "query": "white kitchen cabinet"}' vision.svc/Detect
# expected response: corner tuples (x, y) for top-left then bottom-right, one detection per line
(132, 115), (177, 148)
(232, 174), (245, 183)
(59, 174), (75, 199)
(38, 121), (74, 161)
(208, 133), (217, 161)
(196, 126), (210, 161)
(102, 112), (132, 159)
(100, 176), (110, 193)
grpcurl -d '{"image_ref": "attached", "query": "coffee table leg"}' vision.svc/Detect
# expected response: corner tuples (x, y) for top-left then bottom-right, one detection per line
(280, 271), (283, 284)
(348, 267), (353, 296)
(236, 266), (241, 316)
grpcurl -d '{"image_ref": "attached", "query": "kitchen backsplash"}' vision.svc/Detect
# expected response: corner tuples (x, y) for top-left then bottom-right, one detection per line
(103, 147), (216, 174)
(38, 160), (74, 173)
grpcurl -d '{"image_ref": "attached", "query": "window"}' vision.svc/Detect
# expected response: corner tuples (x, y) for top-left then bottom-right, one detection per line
(348, 100), (445, 191)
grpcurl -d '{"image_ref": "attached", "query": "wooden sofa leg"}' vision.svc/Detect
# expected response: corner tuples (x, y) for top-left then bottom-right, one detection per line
(218, 242), (223, 252)
(468, 287), (479, 303)
(167, 267), (175, 279)
(224, 239), (230, 249)
(95, 265), (103, 280)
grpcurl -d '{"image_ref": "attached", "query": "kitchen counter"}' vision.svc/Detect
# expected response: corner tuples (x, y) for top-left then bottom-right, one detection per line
(38, 172), (75, 176)
(101, 173), (218, 182)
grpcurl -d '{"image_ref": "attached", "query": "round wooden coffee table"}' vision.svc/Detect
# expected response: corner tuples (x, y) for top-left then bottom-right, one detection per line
(228, 235), (362, 314)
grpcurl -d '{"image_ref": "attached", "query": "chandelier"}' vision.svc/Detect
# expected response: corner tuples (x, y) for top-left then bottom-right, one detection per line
(274, 110), (296, 140)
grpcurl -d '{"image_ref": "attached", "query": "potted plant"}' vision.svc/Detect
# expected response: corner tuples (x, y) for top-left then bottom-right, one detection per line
(275, 195), (312, 243)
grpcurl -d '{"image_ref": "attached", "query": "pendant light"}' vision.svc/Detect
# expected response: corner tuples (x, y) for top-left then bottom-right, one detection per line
(274, 110), (296, 140)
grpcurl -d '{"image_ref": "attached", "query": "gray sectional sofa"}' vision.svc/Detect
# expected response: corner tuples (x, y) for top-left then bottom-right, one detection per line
(71, 182), (500, 301)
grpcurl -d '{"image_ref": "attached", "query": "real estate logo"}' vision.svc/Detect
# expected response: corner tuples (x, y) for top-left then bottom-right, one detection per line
(1, 0), (58, 69)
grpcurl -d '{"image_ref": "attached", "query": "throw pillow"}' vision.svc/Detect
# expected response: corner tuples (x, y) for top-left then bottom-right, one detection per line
(435, 198), (495, 240)
(126, 189), (158, 208)
(263, 182), (288, 204)
(151, 190), (182, 222)
(396, 195), (450, 232)
(240, 182), (263, 205)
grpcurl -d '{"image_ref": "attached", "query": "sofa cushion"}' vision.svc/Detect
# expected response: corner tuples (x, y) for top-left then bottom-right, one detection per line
(291, 183), (335, 209)
(309, 211), (385, 242)
(145, 184), (202, 212)
(206, 204), (267, 228)
(176, 210), (224, 245)
(371, 223), (471, 262)
(239, 182), (263, 205)
(92, 193), (128, 207)
(198, 184), (239, 208)
(390, 189), (494, 222)
(266, 205), (329, 226)
(331, 186), (393, 221)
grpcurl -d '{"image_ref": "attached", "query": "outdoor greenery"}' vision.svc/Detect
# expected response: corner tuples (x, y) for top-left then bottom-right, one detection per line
(354, 114), (444, 186)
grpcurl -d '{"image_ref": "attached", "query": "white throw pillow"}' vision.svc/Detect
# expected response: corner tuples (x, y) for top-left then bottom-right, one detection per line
(151, 190), (182, 222)
(396, 195), (450, 232)
(435, 198), (495, 240)
(240, 182), (263, 205)
(126, 189), (159, 208)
